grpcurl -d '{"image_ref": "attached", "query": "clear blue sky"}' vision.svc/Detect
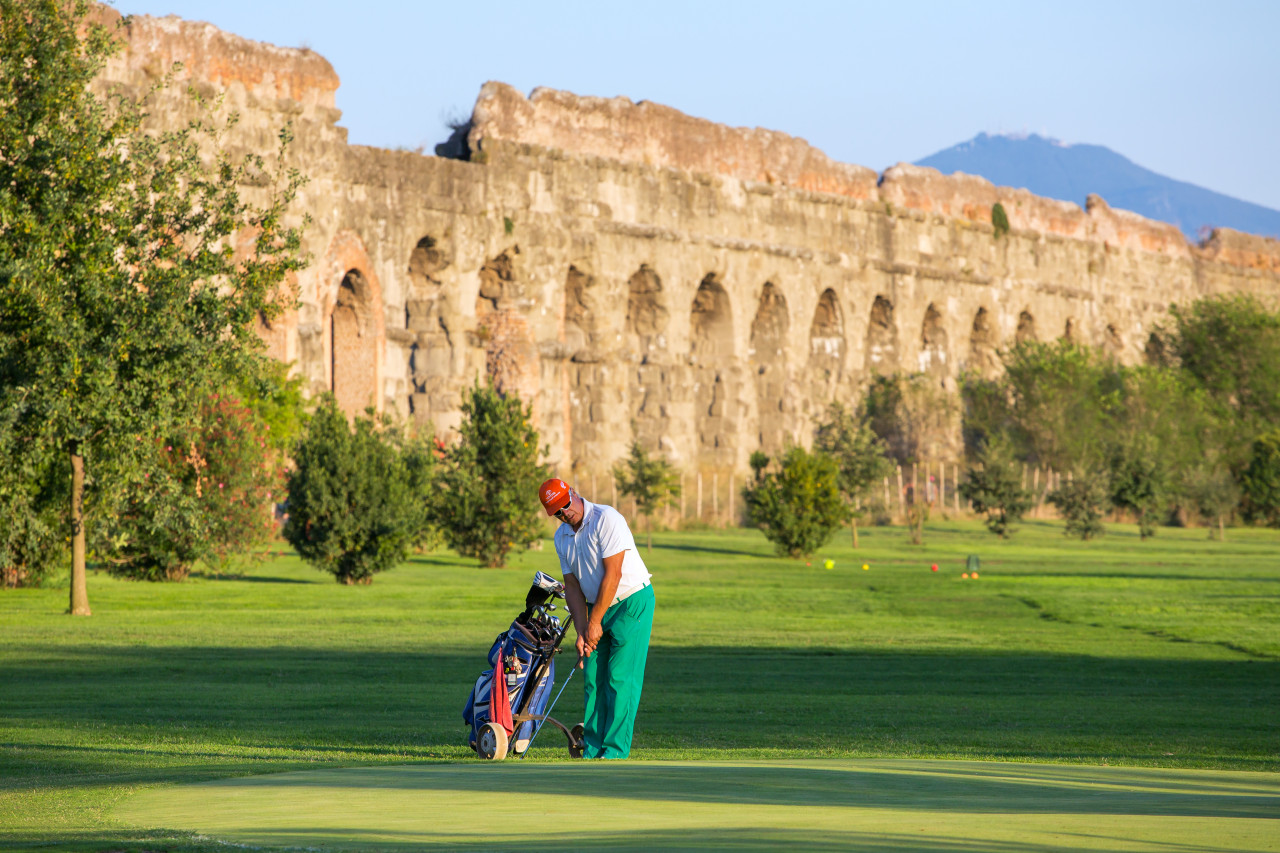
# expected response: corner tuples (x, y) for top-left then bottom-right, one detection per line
(113, 0), (1280, 211)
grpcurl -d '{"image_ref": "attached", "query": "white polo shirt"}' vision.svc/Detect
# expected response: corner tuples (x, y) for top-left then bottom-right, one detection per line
(554, 498), (651, 605)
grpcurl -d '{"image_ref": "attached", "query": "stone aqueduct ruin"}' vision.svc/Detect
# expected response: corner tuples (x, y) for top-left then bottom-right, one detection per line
(101, 11), (1280, 509)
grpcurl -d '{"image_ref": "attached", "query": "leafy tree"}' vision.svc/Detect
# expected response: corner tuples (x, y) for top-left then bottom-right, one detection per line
(283, 398), (428, 584)
(1107, 443), (1165, 540)
(1002, 341), (1120, 471)
(959, 374), (1015, 458)
(743, 447), (847, 558)
(1240, 430), (1280, 528)
(861, 373), (957, 465)
(0, 1), (306, 613)
(0, 428), (65, 587)
(433, 383), (548, 568)
(1047, 471), (1110, 540)
(959, 437), (1033, 539)
(813, 402), (893, 547)
(238, 359), (310, 458)
(1183, 456), (1240, 541)
(1163, 295), (1280, 432)
(861, 375), (907, 461)
(613, 440), (680, 551)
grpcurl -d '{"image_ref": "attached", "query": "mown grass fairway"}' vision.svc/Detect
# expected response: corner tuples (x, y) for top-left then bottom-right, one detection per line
(2, 520), (1278, 851)
(116, 761), (1280, 851)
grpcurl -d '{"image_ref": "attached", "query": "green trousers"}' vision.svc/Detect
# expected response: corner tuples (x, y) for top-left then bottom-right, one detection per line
(582, 584), (654, 759)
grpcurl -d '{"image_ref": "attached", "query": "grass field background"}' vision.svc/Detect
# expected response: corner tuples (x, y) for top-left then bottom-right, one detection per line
(1, 519), (1277, 851)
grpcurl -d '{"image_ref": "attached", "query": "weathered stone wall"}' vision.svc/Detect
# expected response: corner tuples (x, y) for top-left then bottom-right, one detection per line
(100, 12), (1280, 509)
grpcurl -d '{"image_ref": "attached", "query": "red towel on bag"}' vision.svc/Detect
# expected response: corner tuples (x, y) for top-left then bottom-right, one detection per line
(492, 647), (514, 736)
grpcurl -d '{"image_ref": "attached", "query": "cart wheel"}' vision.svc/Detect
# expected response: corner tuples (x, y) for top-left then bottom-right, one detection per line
(476, 722), (509, 761)
(568, 724), (585, 759)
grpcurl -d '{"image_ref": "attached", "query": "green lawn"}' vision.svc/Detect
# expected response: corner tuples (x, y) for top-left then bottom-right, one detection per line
(1, 519), (1278, 851)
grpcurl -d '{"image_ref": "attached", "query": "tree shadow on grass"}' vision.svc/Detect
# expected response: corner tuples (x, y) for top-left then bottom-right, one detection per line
(651, 541), (771, 558)
(1008, 572), (1280, 583)
(11, 826), (1237, 853)
(180, 761), (1280, 819)
(189, 571), (316, 584)
(3, 644), (1277, 788)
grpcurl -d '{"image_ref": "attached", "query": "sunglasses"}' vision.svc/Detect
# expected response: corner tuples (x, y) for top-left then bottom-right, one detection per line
(554, 499), (573, 520)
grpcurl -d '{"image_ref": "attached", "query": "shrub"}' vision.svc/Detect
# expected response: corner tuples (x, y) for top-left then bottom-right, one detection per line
(283, 398), (427, 584)
(613, 440), (680, 551)
(743, 447), (847, 558)
(1183, 458), (1240, 540)
(106, 390), (286, 581)
(1047, 472), (1109, 540)
(813, 402), (894, 547)
(959, 438), (1033, 539)
(1108, 445), (1166, 539)
(992, 202), (1010, 238)
(432, 383), (548, 568)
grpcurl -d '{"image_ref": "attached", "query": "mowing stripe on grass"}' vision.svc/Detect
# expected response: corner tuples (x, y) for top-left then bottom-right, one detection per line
(115, 759), (1280, 852)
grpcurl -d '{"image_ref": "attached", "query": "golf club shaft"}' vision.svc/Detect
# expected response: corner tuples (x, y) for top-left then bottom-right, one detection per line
(519, 666), (575, 759)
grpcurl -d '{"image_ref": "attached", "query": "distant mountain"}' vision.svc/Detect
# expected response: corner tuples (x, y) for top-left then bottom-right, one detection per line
(915, 133), (1280, 242)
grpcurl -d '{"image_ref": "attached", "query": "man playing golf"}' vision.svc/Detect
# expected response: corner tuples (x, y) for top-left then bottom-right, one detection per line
(539, 477), (654, 760)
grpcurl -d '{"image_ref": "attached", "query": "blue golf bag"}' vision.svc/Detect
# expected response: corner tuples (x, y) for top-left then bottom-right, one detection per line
(463, 571), (583, 759)
(463, 619), (556, 754)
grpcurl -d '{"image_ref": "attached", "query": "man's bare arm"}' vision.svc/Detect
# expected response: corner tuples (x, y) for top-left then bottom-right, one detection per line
(585, 551), (625, 648)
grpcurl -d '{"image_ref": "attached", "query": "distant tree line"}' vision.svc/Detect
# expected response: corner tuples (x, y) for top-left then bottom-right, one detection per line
(961, 295), (1280, 541)
(742, 294), (1280, 555)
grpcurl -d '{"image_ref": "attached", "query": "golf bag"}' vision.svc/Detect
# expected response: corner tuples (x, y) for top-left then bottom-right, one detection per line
(463, 571), (568, 756)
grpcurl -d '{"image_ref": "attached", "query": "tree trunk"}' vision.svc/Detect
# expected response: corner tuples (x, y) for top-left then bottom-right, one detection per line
(850, 516), (859, 549)
(69, 445), (91, 616)
(646, 513), (652, 552)
(1218, 514), (1226, 542)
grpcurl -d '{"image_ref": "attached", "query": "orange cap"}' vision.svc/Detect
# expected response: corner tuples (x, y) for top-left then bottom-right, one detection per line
(538, 478), (571, 515)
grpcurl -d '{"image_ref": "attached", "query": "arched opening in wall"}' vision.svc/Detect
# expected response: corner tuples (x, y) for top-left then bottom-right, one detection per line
(626, 264), (669, 356)
(749, 282), (790, 455)
(1144, 331), (1166, 366)
(565, 265), (594, 355)
(625, 265), (673, 455)
(475, 248), (536, 405)
(1016, 310), (1037, 345)
(691, 275), (734, 361)
(405, 235), (453, 427)
(968, 307), (999, 378)
(331, 269), (377, 420)
(808, 288), (844, 404)
(547, 266), (598, 473)
(864, 295), (898, 376)
(919, 302), (948, 386)
(690, 274), (737, 466)
(1105, 324), (1124, 360)
(1062, 318), (1077, 344)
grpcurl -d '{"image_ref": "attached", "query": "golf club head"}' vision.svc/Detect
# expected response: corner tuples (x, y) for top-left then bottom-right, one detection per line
(524, 571), (566, 614)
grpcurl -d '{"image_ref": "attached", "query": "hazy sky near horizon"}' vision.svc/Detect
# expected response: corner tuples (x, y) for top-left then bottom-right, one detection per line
(114, 0), (1280, 211)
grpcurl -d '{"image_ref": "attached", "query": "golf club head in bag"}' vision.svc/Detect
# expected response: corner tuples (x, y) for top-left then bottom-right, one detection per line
(523, 570), (565, 615)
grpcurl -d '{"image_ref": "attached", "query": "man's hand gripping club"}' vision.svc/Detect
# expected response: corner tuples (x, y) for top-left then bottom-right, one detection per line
(563, 551), (625, 668)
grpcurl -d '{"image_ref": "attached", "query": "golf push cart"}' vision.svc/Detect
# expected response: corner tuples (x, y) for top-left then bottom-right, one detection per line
(462, 571), (584, 760)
